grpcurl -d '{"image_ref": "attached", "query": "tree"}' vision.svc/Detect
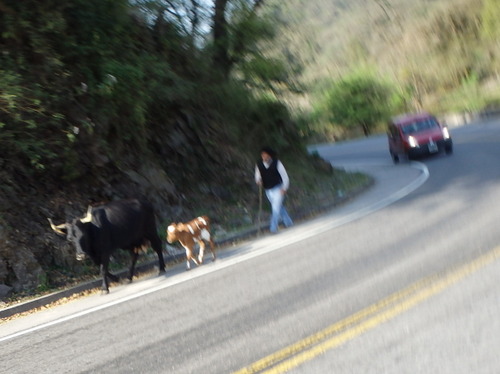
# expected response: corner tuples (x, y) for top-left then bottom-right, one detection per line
(324, 72), (394, 136)
(211, 0), (266, 80)
(481, 0), (500, 41)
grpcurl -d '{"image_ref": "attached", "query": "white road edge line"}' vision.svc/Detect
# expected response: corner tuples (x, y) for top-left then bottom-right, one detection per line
(0, 162), (429, 343)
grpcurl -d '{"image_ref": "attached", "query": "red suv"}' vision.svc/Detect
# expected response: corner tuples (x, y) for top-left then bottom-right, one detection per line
(387, 112), (453, 163)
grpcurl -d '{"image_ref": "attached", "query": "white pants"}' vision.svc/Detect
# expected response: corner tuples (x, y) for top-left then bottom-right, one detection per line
(265, 185), (293, 233)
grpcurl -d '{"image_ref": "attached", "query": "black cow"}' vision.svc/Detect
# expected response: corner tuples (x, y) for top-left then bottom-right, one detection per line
(48, 199), (166, 293)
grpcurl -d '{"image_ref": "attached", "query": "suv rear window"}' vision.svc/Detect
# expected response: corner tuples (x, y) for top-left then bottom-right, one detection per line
(401, 118), (439, 135)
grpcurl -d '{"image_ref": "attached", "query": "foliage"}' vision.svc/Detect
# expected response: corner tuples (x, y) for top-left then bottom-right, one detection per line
(193, 80), (302, 156)
(1, 0), (334, 295)
(481, 0), (500, 41)
(434, 73), (486, 113)
(267, 0), (500, 140)
(0, 0), (144, 175)
(321, 70), (397, 136)
(0, 0), (305, 181)
(0, 70), (65, 171)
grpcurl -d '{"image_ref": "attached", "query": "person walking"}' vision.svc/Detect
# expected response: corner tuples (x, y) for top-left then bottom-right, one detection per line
(255, 146), (293, 234)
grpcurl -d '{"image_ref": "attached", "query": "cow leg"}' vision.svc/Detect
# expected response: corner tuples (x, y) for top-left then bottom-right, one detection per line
(100, 262), (110, 294)
(128, 250), (139, 282)
(150, 234), (166, 274)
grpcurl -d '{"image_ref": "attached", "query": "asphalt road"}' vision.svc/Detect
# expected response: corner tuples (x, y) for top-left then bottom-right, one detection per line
(2, 118), (500, 373)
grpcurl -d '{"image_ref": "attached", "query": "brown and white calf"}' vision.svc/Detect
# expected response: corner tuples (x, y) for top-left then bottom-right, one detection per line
(166, 216), (216, 270)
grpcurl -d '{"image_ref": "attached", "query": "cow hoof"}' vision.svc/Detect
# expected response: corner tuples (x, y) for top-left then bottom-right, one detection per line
(101, 289), (110, 295)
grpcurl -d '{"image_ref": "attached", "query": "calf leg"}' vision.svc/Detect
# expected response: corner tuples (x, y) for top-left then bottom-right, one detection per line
(197, 240), (206, 264)
(200, 228), (216, 262)
(128, 250), (139, 282)
(184, 246), (200, 270)
(207, 237), (216, 262)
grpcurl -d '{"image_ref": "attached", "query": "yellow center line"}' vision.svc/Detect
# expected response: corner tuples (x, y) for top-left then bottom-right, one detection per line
(233, 245), (500, 374)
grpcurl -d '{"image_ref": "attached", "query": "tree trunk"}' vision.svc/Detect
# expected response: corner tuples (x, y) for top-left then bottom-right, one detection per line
(211, 0), (265, 81)
(212, 0), (231, 80)
(362, 123), (370, 137)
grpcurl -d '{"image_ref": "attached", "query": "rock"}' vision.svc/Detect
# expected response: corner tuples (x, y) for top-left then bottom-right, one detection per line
(0, 218), (45, 292)
(0, 284), (13, 299)
(125, 164), (176, 198)
(211, 186), (231, 200)
(9, 247), (45, 292)
(242, 214), (253, 225)
(165, 244), (181, 257)
(0, 222), (9, 283)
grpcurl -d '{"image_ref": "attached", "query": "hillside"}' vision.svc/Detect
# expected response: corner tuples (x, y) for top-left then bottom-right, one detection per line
(0, 0), (370, 301)
(268, 0), (500, 117)
(4, 0), (498, 302)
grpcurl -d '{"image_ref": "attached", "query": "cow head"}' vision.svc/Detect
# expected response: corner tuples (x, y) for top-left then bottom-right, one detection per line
(166, 224), (179, 243)
(68, 219), (93, 261)
(48, 206), (93, 261)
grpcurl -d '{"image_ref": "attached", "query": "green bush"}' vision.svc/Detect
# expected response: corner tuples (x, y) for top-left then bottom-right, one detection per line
(320, 70), (398, 136)
(0, 70), (66, 171)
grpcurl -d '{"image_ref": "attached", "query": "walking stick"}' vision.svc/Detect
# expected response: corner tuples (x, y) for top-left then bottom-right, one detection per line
(257, 184), (263, 237)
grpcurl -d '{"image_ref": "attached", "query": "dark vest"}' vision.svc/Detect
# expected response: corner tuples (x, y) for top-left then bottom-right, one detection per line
(257, 159), (282, 189)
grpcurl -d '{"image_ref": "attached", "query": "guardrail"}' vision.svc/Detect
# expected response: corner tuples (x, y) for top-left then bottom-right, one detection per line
(440, 108), (500, 127)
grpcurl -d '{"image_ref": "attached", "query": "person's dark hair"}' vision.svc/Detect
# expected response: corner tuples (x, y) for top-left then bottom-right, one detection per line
(260, 146), (276, 158)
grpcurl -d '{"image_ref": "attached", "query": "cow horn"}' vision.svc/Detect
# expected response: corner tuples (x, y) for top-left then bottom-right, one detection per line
(80, 206), (93, 223)
(48, 218), (68, 235)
